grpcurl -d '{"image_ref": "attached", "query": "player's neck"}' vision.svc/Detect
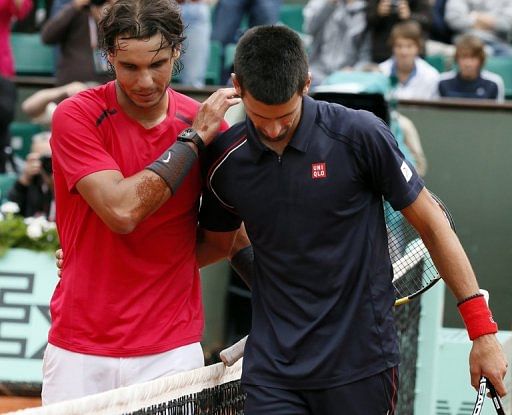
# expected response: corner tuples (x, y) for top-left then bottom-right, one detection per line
(115, 82), (169, 129)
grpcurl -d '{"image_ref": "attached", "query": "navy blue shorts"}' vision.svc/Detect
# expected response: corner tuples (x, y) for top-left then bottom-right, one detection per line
(243, 366), (399, 415)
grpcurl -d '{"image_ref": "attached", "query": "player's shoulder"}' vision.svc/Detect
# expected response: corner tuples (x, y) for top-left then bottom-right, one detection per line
(314, 98), (384, 142)
(170, 88), (202, 123)
(53, 82), (110, 122)
(208, 121), (248, 157)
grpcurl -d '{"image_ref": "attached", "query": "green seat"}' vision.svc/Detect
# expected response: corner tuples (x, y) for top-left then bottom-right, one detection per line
(0, 173), (17, 203)
(205, 40), (222, 86)
(9, 122), (44, 160)
(10, 33), (55, 76)
(484, 56), (512, 99)
(425, 54), (446, 73)
(279, 4), (304, 33)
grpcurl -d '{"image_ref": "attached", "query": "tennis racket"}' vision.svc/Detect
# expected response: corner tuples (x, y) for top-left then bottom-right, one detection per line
(221, 190), (456, 366)
(472, 376), (506, 415)
(390, 190), (455, 306)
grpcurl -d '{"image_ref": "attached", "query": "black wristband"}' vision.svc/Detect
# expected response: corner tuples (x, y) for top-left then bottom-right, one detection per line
(230, 245), (254, 290)
(146, 141), (198, 195)
(456, 293), (484, 307)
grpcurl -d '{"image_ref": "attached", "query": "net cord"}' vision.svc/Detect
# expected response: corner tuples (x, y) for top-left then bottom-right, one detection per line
(7, 359), (243, 415)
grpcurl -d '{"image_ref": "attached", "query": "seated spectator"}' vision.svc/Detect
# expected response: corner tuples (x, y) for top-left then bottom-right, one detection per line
(211, 0), (282, 84)
(437, 34), (504, 101)
(178, 0), (213, 88)
(8, 133), (54, 219)
(379, 20), (440, 99)
(21, 81), (94, 125)
(0, 75), (17, 173)
(445, 0), (512, 57)
(366, 0), (432, 63)
(429, 0), (453, 44)
(304, 0), (370, 86)
(40, 0), (113, 86)
(0, 0), (33, 77)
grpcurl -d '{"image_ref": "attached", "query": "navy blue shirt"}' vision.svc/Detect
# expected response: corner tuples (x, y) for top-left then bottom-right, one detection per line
(438, 70), (504, 100)
(199, 96), (424, 389)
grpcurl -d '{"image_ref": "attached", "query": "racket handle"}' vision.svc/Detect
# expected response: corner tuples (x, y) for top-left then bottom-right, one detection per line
(220, 335), (247, 366)
(486, 377), (506, 415)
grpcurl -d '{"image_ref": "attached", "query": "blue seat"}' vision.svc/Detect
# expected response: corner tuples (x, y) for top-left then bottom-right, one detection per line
(279, 4), (304, 33)
(483, 56), (512, 99)
(10, 33), (55, 76)
(0, 173), (17, 203)
(9, 122), (44, 160)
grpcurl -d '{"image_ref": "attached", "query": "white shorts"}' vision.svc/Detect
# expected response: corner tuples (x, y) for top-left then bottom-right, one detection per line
(42, 342), (204, 405)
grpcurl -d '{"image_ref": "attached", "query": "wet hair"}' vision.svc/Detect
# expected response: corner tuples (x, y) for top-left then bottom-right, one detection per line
(388, 20), (424, 51)
(455, 34), (486, 66)
(99, 0), (185, 56)
(234, 25), (309, 105)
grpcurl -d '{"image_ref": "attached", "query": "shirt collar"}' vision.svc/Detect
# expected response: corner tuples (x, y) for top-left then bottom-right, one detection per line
(245, 95), (318, 163)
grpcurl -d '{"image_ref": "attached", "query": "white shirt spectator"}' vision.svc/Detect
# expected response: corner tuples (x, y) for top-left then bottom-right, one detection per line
(379, 57), (440, 99)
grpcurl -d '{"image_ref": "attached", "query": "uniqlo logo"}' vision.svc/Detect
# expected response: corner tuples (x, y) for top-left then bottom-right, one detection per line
(311, 162), (327, 179)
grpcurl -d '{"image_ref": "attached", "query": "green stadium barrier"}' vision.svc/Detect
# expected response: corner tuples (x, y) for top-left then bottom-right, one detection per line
(10, 33), (55, 76)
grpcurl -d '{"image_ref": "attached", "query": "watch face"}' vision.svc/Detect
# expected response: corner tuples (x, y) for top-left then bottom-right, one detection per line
(181, 128), (195, 138)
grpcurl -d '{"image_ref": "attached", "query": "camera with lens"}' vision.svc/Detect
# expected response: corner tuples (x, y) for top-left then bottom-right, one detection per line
(40, 155), (53, 175)
(90, 0), (107, 6)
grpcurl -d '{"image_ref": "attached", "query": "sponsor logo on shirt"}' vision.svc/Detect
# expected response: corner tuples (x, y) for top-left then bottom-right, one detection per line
(400, 161), (412, 182)
(312, 162), (327, 179)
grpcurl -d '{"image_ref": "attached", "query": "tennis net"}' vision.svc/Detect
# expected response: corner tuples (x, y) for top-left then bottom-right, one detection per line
(7, 359), (243, 415)
(6, 257), (424, 415)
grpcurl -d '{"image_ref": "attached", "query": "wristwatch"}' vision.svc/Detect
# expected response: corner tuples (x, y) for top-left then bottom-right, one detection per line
(177, 128), (206, 152)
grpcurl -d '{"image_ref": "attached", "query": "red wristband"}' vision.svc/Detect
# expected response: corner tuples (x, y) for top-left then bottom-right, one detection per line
(457, 295), (498, 340)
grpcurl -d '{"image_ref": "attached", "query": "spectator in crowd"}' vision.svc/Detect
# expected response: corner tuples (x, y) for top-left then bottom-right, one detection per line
(211, 0), (282, 84)
(429, 0), (453, 44)
(8, 133), (54, 219)
(21, 81), (95, 125)
(0, 0), (33, 77)
(379, 20), (439, 99)
(41, 0), (113, 86)
(0, 75), (16, 173)
(11, 0), (53, 32)
(366, 0), (431, 63)
(437, 34), (505, 101)
(445, 0), (512, 57)
(178, 0), (213, 88)
(303, 0), (371, 86)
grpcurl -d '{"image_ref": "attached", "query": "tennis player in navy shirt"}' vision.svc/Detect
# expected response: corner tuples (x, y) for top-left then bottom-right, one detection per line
(196, 26), (508, 414)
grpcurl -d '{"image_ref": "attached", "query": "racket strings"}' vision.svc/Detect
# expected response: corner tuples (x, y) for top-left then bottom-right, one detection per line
(386, 205), (439, 299)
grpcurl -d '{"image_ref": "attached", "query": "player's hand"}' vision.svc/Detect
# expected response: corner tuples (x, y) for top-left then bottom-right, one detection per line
(55, 248), (63, 278)
(192, 88), (241, 146)
(470, 334), (508, 397)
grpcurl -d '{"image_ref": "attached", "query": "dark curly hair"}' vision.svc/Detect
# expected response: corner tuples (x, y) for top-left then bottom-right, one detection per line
(99, 0), (185, 56)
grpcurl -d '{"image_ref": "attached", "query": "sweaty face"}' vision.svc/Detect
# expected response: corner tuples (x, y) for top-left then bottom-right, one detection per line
(108, 33), (177, 111)
(241, 90), (303, 147)
(457, 52), (481, 81)
(393, 37), (420, 71)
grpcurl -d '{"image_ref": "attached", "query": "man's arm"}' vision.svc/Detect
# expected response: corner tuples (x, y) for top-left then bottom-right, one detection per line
(197, 225), (253, 289)
(72, 88), (240, 234)
(401, 188), (508, 395)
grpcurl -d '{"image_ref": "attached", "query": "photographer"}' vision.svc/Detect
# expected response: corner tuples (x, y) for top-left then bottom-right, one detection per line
(40, 0), (114, 86)
(367, 0), (432, 63)
(8, 133), (54, 219)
